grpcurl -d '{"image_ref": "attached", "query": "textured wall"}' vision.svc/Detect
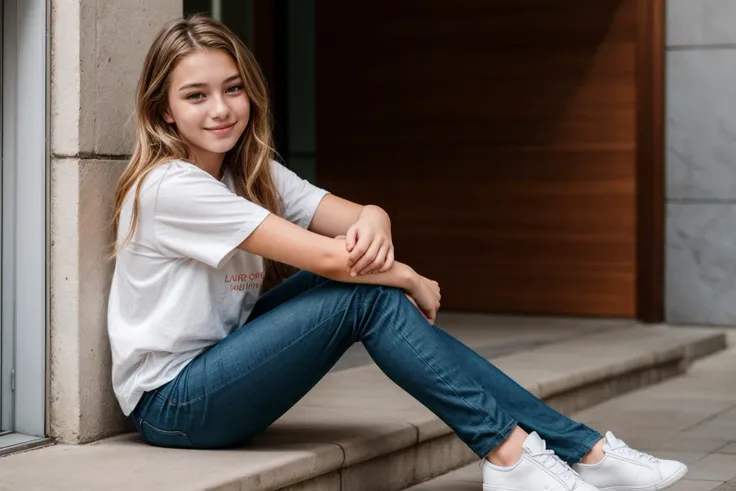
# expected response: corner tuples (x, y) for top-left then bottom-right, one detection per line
(49, 0), (183, 443)
(666, 0), (736, 325)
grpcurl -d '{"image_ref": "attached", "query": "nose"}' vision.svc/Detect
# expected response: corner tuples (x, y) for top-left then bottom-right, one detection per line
(209, 94), (230, 120)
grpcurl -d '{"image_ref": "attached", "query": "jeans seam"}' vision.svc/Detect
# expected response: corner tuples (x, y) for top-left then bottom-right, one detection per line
(141, 419), (188, 437)
(379, 300), (516, 451)
(169, 306), (352, 407)
(154, 391), (170, 405)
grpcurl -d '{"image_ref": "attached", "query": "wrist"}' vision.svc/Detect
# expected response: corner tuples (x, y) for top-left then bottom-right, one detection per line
(398, 264), (420, 292)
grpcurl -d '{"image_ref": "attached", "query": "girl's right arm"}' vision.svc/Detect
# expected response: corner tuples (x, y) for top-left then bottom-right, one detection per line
(239, 214), (441, 319)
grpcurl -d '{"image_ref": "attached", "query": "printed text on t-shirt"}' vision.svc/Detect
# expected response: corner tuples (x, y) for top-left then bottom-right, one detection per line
(224, 271), (264, 291)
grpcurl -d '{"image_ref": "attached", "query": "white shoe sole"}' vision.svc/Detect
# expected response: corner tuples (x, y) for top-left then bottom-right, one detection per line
(597, 464), (688, 491)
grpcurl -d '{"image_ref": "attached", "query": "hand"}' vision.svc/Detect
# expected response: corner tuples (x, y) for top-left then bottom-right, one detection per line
(406, 275), (441, 325)
(404, 294), (434, 324)
(345, 206), (394, 276)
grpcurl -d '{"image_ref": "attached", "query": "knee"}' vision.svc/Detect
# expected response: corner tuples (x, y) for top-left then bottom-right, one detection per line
(325, 282), (407, 312)
(351, 283), (405, 307)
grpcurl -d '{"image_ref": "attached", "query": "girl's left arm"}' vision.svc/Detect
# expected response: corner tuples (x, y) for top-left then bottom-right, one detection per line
(309, 194), (395, 276)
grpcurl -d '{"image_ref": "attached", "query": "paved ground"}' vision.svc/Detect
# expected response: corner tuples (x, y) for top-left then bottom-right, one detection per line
(408, 332), (736, 491)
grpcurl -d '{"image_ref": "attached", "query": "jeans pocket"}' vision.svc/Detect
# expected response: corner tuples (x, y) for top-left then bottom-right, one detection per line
(139, 419), (193, 449)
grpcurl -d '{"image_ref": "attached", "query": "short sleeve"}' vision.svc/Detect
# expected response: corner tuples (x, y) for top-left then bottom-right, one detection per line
(271, 160), (329, 229)
(154, 166), (270, 268)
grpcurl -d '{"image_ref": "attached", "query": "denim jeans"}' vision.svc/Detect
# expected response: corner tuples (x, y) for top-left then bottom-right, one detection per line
(131, 270), (601, 462)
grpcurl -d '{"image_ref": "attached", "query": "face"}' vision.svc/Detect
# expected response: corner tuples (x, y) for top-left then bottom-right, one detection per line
(164, 49), (250, 168)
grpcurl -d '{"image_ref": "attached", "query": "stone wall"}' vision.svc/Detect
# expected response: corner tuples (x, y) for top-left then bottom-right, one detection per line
(666, 0), (736, 326)
(49, 0), (183, 443)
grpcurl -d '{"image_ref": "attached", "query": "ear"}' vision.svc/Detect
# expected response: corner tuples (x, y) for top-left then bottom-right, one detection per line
(163, 108), (175, 124)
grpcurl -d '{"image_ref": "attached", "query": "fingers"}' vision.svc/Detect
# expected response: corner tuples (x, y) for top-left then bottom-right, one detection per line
(348, 230), (373, 266)
(421, 305), (435, 324)
(429, 299), (440, 325)
(351, 241), (381, 276)
(378, 245), (395, 273)
(423, 277), (441, 299)
(359, 244), (389, 276)
(404, 293), (432, 322)
(345, 225), (358, 253)
(425, 279), (441, 318)
(435, 283), (441, 322)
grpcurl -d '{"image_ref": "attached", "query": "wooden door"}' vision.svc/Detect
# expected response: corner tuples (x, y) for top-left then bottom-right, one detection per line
(315, 1), (651, 317)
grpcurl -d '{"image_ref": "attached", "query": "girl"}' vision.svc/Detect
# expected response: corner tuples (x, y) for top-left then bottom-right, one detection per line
(108, 15), (687, 491)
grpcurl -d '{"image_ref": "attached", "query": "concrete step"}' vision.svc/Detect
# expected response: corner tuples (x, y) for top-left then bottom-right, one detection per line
(0, 324), (726, 491)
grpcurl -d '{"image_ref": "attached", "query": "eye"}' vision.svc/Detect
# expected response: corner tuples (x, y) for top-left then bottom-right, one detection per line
(186, 92), (205, 101)
(226, 84), (243, 94)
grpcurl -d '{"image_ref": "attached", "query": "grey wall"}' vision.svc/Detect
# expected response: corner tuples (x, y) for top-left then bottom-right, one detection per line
(666, 0), (736, 325)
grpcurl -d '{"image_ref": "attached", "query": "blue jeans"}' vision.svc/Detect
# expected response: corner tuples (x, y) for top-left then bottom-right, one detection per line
(131, 271), (601, 462)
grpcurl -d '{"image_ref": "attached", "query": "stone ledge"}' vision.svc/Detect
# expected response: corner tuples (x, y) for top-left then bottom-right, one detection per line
(0, 325), (726, 491)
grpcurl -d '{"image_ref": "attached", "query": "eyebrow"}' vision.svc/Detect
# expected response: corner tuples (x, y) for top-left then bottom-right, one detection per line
(178, 74), (242, 92)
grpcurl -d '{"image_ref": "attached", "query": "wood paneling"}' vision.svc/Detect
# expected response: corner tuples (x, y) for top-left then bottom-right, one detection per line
(316, 1), (640, 316)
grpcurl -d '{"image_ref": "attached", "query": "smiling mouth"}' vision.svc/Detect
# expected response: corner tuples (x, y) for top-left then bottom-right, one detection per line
(205, 122), (236, 131)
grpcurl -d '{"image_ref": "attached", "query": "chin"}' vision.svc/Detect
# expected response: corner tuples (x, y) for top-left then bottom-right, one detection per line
(202, 139), (239, 155)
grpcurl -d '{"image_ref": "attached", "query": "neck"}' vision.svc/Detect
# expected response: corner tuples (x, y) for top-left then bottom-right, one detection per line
(190, 148), (225, 180)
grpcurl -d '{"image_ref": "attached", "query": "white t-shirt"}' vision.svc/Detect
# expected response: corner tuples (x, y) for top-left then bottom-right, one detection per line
(107, 159), (328, 416)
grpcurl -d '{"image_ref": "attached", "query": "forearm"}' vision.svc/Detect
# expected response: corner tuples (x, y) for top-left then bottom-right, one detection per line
(325, 259), (417, 291)
(242, 217), (411, 289)
(309, 194), (363, 237)
(316, 234), (409, 286)
(309, 195), (389, 238)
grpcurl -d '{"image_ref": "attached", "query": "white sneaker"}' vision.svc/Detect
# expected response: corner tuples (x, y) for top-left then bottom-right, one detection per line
(572, 431), (688, 491)
(483, 431), (599, 491)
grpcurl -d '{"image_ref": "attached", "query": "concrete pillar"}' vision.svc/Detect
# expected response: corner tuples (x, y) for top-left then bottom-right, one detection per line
(665, 0), (736, 326)
(49, 0), (182, 444)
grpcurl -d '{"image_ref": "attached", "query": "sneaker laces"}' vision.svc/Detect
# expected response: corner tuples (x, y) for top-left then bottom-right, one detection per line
(529, 448), (584, 488)
(608, 438), (660, 464)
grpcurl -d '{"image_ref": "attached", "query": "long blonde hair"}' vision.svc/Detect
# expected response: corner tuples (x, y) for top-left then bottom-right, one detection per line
(113, 15), (291, 288)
